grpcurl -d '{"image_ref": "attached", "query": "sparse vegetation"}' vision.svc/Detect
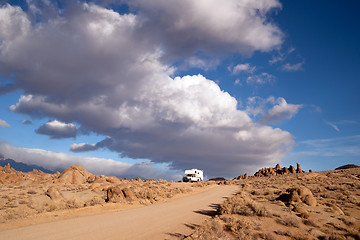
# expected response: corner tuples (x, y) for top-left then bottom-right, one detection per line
(0, 163), (212, 226)
(1, 163), (359, 239)
(185, 167), (360, 240)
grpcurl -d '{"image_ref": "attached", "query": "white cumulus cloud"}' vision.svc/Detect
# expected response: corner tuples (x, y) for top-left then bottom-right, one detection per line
(260, 97), (303, 124)
(0, 2), (294, 177)
(230, 63), (256, 75)
(246, 96), (302, 124)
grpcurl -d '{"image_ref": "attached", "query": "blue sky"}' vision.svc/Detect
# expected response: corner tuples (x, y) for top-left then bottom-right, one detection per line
(0, 0), (359, 179)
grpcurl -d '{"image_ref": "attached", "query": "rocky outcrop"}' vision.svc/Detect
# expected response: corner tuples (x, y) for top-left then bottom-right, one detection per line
(46, 187), (63, 202)
(233, 163), (307, 179)
(277, 186), (316, 206)
(122, 188), (137, 200)
(234, 173), (248, 180)
(252, 163), (306, 178)
(106, 186), (137, 202)
(55, 165), (95, 184)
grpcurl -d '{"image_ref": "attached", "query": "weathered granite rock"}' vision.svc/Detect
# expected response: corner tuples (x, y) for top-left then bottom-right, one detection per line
(55, 165), (95, 184)
(106, 186), (125, 202)
(46, 187), (63, 202)
(249, 163), (307, 178)
(277, 187), (316, 206)
(106, 186), (137, 202)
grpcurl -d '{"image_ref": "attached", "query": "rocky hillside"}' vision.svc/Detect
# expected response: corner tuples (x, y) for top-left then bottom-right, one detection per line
(187, 167), (360, 239)
(0, 163), (212, 226)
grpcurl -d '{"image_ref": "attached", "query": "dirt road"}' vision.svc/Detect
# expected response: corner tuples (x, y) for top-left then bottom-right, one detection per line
(0, 185), (238, 240)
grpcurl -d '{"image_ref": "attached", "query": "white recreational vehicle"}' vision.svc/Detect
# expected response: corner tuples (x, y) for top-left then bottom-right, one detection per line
(182, 169), (204, 182)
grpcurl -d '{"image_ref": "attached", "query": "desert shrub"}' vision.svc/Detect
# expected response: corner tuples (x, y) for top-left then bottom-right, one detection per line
(251, 190), (260, 195)
(255, 232), (277, 240)
(275, 230), (292, 237)
(340, 216), (356, 226)
(220, 193), (271, 217)
(276, 217), (300, 228)
(348, 195), (358, 204)
(303, 219), (319, 227)
(222, 215), (254, 236)
(19, 200), (27, 204)
(186, 218), (235, 240)
(293, 235), (311, 240)
(132, 183), (191, 203)
(299, 211), (310, 219)
(85, 196), (104, 206)
(27, 189), (37, 194)
(318, 232), (347, 240)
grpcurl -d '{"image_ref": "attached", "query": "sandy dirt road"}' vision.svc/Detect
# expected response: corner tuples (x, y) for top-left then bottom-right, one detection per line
(0, 185), (239, 240)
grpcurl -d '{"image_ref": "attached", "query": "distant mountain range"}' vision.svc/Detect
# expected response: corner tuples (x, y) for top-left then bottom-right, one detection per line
(0, 157), (56, 174)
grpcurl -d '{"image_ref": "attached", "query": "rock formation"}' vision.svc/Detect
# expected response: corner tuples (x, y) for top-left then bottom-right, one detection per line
(55, 165), (95, 184)
(252, 163), (306, 178)
(106, 186), (137, 202)
(277, 186), (316, 206)
(46, 187), (64, 202)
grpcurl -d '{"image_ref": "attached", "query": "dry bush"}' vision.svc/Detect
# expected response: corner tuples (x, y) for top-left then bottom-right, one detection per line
(303, 218), (320, 227)
(275, 230), (292, 237)
(276, 216), (301, 228)
(339, 216), (356, 226)
(19, 200), (28, 204)
(222, 215), (254, 236)
(131, 183), (191, 203)
(186, 218), (235, 240)
(293, 235), (311, 240)
(66, 199), (84, 209)
(318, 232), (347, 240)
(255, 232), (277, 240)
(27, 190), (37, 195)
(191, 181), (212, 187)
(220, 193), (271, 217)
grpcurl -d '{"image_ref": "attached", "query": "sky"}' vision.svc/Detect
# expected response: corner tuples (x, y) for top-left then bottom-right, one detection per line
(0, 0), (359, 180)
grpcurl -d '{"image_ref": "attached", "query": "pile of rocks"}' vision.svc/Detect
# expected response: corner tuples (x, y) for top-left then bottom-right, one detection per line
(234, 163), (306, 180)
(54, 165), (95, 184)
(234, 173), (248, 180)
(106, 186), (137, 202)
(277, 186), (317, 206)
(253, 163), (305, 177)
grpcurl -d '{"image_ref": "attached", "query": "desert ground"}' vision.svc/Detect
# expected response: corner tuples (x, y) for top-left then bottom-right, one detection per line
(187, 166), (360, 240)
(0, 163), (359, 239)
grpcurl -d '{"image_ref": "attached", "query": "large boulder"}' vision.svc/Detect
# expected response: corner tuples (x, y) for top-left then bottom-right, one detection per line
(296, 163), (304, 173)
(46, 187), (63, 202)
(122, 188), (137, 201)
(106, 186), (137, 202)
(289, 165), (296, 174)
(55, 165), (95, 184)
(106, 186), (125, 202)
(278, 187), (316, 206)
